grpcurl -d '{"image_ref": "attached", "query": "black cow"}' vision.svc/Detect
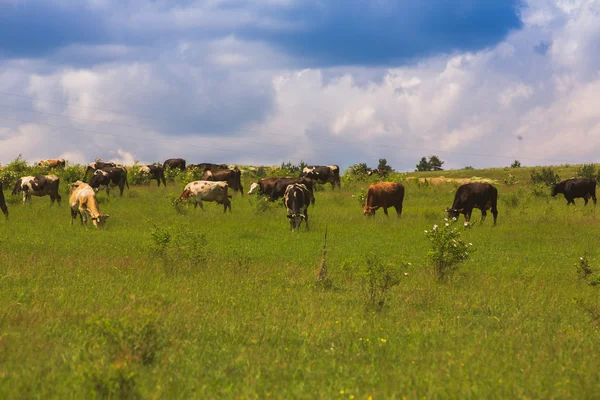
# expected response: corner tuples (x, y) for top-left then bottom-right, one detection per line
(447, 182), (498, 225)
(201, 168), (243, 196)
(12, 174), (62, 205)
(89, 167), (130, 196)
(84, 160), (117, 180)
(301, 165), (341, 190)
(188, 163), (229, 172)
(0, 182), (8, 219)
(248, 177), (315, 204)
(140, 164), (167, 187)
(284, 183), (311, 231)
(551, 178), (597, 205)
(163, 158), (186, 171)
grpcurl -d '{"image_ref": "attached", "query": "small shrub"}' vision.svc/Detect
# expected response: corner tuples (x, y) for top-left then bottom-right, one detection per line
(463, 166), (474, 170)
(502, 192), (520, 208)
(510, 160), (521, 168)
(425, 219), (473, 280)
(575, 256), (594, 280)
(503, 173), (517, 186)
(530, 167), (560, 187)
(353, 188), (368, 206)
(361, 253), (403, 310)
(249, 195), (278, 213)
(576, 164), (597, 180)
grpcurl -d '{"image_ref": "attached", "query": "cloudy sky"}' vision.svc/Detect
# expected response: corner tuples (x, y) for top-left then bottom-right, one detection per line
(0, 0), (598, 171)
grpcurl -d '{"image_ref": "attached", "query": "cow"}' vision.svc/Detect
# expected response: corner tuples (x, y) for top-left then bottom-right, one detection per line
(177, 180), (232, 212)
(284, 183), (311, 231)
(301, 165), (341, 190)
(89, 167), (130, 196)
(139, 164), (167, 187)
(84, 160), (117, 180)
(188, 163), (228, 172)
(0, 182), (8, 219)
(362, 182), (404, 217)
(163, 158), (186, 171)
(38, 159), (66, 169)
(446, 182), (498, 225)
(12, 175), (62, 205)
(201, 168), (244, 196)
(69, 181), (109, 228)
(248, 177), (315, 204)
(551, 178), (597, 206)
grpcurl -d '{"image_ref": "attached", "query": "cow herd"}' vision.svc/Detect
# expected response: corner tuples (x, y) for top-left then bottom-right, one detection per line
(0, 158), (598, 231)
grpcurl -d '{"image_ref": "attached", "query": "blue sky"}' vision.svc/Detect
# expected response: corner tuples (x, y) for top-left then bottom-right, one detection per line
(1, 0), (599, 170)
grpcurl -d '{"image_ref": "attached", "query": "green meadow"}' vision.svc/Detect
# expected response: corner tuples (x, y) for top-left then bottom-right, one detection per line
(1, 164), (599, 399)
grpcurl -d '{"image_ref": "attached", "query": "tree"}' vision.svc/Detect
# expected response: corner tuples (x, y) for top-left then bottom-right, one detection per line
(416, 157), (430, 172)
(428, 155), (444, 171)
(416, 155), (444, 172)
(510, 160), (521, 168)
(376, 158), (393, 175)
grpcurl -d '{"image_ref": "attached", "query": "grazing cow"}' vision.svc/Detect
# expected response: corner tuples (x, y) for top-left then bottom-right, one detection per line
(0, 182), (8, 219)
(188, 163), (228, 172)
(163, 158), (186, 171)
(139, 164), (167, 187)
(12, 175), (62, 205)
(38, 158), (66, 169)
(89, 167), (130, 196)
(362, 182), (404, 217)
(551, 178), (597, 206)
(177, 180), (232, 212)
(447, 182), (498, 225)
(284, 183), (311, 231)
(69, 181), (109, 228)
(201, 168), (244, 196)
(248, 177), (315, 204)
(84, 160), (117, 180)
(301, 165), (341, 190)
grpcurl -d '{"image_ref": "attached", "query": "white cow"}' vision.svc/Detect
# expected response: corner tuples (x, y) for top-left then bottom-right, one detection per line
(177, 180), (232, 212)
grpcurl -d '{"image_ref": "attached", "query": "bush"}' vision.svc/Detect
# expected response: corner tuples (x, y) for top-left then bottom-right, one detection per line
(511, 160), (521, 168)
(576, 164), (597, 180)
(425, 219), (473, 280)
(530, 167), (560, 186)
(504, 173), (517, 186)
(361, 253), (403, 310)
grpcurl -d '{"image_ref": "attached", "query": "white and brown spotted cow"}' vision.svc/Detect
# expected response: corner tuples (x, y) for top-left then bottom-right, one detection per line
(177, 180), (232, 212)
(12, 175), (62, 205)
(69, 181), (109, 228)
(301, 165), (341, 190)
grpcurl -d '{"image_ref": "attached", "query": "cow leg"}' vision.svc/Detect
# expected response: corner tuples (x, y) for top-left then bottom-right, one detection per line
(50, 195), (55, 205)
(304, 210), (309, 230)
(491, 207), (498, 226)
(383, 207), (389, 216)
(480, 209), (487, 223)
(395, 203), (403, 218)
(106, 186), (110, 196)
(330, 181), (335, 191)
(56, 193), (61, 206)
(584, 196), (589, 206)
(70, 209), (77, 225)
(1, 205), (7, 220)
(464, 210), (471, 223)
(198, 201), (204, 210)
(119, 182), (124, 196)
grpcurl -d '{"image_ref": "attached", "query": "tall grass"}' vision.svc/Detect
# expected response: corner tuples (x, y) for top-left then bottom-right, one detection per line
(0, 167), (599, 398)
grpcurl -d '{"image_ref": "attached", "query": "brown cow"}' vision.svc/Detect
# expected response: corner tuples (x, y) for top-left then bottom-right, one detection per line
(362, 182), (404, 217)
(69, 181), (109, 228)
(201, 168), (244, 196)
(38, 159), (66, 168)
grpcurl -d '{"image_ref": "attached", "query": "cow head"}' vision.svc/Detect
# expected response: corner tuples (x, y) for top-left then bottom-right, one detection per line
(248, 182), (260, 195)
(362, 204), (376, 217)
(550, 185), (558, 197)
(446, 208), (463, 219)
(91, 214), (110, 228)
(177, 188), (193, 202)
(287, 213), (305, 230)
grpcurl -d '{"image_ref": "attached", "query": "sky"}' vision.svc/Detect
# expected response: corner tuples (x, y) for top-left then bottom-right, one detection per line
(0, 0), (599, 171)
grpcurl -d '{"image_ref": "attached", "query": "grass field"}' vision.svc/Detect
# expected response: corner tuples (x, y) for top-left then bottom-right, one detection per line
(1, 167), (600, 399)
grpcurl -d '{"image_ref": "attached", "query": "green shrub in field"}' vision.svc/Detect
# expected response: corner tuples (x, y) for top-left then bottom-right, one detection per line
(502, 191), (520, 208)
(353, 188), (368, 205)
(361, 253), (403, 310)
(530, 167), (560, 186)
(575, 256), (600, 286)
(504, 173), (517, 186)
(576, 164), (598, 181)
(150, 223), (208, 271)
(425, 219), (473, 280)
(249, 194), (279, 213)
